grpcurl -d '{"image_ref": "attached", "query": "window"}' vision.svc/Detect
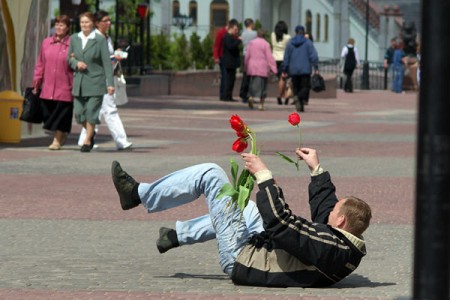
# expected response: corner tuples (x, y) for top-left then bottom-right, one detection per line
(316, 14), (321, 41)
(189, 1), (198, 26)
(172, 0), (180, 18)
(306, 10), (312, 37)
(324, 14), (329, 42)
(210, 0), (229, 37)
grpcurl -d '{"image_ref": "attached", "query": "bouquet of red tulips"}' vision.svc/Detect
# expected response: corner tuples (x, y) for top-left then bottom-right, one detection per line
(217, 113), (302, 213)
(216, 115), (257, 213)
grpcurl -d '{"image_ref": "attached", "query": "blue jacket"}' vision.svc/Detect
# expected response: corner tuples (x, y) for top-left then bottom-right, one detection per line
(282, 35), (319, 75)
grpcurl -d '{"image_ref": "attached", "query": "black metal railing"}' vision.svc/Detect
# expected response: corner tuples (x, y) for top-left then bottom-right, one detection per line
(319, 58), (387, 90)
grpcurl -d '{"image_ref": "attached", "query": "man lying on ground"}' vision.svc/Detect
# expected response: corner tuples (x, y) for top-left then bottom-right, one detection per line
(111, 147), (372, 287)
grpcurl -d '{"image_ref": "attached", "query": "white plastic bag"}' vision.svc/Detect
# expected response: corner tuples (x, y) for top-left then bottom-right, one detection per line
(114, 74), (128, 105)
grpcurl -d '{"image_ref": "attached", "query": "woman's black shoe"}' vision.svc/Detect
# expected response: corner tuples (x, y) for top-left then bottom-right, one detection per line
(277, 97), (282, 105)
(284, 98), (290, 105)
(80, 144), (91, 152)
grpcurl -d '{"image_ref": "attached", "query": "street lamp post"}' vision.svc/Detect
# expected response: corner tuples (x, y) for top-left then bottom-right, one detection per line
(172, 14), (193, 33)
(361, 0), (370, 90)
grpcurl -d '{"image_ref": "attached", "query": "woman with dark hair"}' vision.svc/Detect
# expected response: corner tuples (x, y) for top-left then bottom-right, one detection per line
(271, 21), (291, 105)
(68, 11), (114, 152)
(33, 15), (73, 150)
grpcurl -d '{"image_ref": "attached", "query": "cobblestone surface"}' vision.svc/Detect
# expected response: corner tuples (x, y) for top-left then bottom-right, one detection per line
(0, 90), (417, 299)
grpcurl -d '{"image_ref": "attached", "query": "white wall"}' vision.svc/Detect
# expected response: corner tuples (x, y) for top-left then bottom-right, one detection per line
(349, 17), (380, 62)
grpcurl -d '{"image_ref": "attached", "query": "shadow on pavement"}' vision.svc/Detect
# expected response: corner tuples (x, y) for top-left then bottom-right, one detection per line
(334, 274), (396, 288)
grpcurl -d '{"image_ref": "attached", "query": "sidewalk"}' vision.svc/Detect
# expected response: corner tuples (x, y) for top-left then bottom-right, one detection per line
(0, 90), (417, 299)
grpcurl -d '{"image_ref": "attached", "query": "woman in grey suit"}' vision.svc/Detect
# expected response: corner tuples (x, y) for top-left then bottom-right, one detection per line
(68, 11), (114, 152)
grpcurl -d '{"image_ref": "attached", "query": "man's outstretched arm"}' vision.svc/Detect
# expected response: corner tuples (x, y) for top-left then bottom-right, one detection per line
(296, 148), (338, 224)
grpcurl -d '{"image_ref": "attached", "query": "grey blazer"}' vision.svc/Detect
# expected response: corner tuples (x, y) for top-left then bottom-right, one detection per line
(68, 32), (114, 97)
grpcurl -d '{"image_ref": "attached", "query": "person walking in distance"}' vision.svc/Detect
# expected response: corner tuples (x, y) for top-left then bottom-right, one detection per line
(245, 29), (277, 111)
(77, 10), (132, 150)
(281, 25), (319, 112)
(341, 38), (360, 93)
(384, 38), (397, 91)
(33, 15), (73, 150)
(68, 11), (114, 152)
(221, 19), (241, 102)
(239, 18), (257, 103)
(271, 21), (291, 105)
(213, 21), (229, 101)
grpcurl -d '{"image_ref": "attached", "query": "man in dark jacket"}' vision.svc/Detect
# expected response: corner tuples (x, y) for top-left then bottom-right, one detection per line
(221, 19), (241, 101)
(112, 148), (372, 287)
(282, 25), (319, 112)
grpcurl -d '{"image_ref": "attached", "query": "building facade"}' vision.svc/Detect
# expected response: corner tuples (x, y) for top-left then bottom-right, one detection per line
(147, 0), (407, 62)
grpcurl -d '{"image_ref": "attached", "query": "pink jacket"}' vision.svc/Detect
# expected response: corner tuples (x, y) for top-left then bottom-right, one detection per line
(33, 35), (73, 102)
(244, 37), (277, 78)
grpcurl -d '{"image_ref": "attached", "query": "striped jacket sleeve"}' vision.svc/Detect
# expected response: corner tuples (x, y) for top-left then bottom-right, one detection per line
(255, 173), (350, 269)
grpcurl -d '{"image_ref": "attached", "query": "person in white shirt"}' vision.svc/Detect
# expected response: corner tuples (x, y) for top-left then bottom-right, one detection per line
(341, 38), (361, 93)
(78, 10), (132, 150)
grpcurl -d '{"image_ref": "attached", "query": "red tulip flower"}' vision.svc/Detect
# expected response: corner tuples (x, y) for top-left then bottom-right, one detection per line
(232, 137), (248, 153)
(230, 115), (246, 133)
(276, 112), (303, 171)
(288, 112), (301, 126)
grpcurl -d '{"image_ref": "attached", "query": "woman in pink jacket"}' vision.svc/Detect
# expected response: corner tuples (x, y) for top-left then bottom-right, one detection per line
(33, 15), (73, 150)
(244, 29), (277, 111)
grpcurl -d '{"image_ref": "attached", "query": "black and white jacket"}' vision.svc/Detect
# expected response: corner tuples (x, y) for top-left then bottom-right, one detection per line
(231, 172), (366, 287)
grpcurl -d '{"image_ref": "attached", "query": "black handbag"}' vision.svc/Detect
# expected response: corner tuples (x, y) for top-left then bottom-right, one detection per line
(20, 87), (43, 123)
(311, 73), (326, 92)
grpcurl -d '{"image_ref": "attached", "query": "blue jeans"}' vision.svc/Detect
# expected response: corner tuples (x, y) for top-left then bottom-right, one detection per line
(138, 163), (264, 275)
(393, 65), (404, 93)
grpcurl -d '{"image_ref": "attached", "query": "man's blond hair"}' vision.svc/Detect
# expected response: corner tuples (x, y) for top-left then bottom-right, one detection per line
(340, 196), (372, 237)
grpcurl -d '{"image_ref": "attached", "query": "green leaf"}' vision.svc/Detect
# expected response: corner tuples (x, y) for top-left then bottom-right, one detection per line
(216, 183), (239, 201)
(230, 158), (239, 189)
(246, 175), (254, 192)
(276, 152), (297, 164)
(237, 185), (250, 211)
(237, 169), (250, 188)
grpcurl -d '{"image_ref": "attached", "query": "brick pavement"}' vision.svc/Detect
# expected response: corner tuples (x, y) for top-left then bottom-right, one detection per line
(0, 90), (417, 299)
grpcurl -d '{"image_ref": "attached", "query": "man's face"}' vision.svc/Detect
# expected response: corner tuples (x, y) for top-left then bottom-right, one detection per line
(328, 199), (346, 227)
(391, 40), (397, 48)
(229, 25), (239, 36)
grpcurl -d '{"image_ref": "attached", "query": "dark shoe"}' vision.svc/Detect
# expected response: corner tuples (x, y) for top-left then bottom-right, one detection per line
(156, 227), (180, 254)
(284, 98), (290, 105)
(221, 98), (238, 102)
(111, 161), (140, 210)
(294, 97), (304, 112)
(277, 97), (282, 105)
(248, 97), (254, 109)
(241, 97), (248, 103)
(80, 144), (91, 152)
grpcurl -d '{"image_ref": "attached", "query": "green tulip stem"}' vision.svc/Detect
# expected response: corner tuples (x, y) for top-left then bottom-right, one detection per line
(297, 125), (302, 149)
(249, 131), (257, 155)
